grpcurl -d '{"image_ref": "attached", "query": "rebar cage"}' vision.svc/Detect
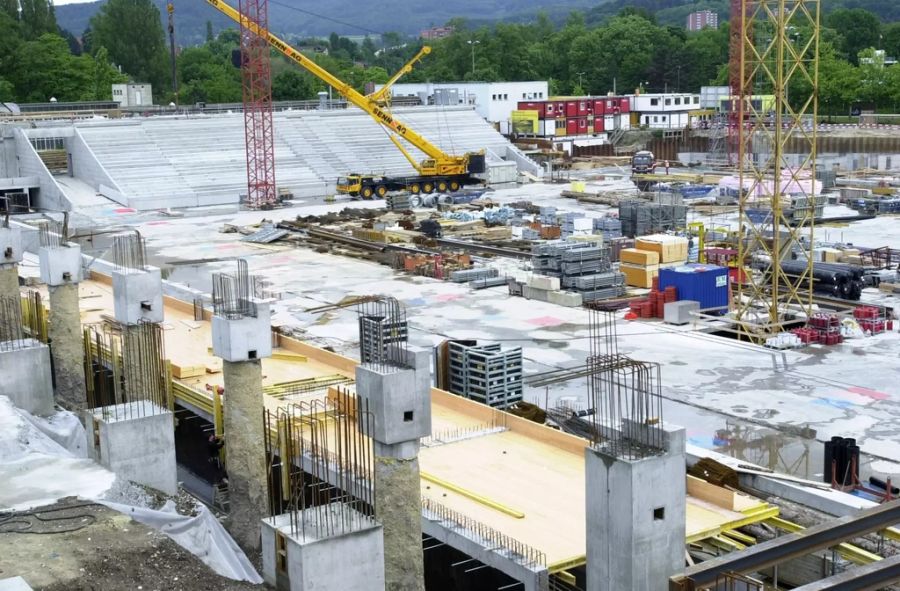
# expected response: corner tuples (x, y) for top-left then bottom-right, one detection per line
(83, 320), (169, 418)
(263, 388), (377, 540)
(586, 308), (666, 459)
(212, 259), (258, 319)
(356, 296), (410, 372)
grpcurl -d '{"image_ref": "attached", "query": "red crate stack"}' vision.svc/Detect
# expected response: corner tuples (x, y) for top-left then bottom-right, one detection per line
(854, 306), (886, 335)
(806, 313), (843, 345)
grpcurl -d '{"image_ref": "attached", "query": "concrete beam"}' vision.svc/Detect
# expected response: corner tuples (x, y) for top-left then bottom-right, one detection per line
(790, 553), (900, 591)
(420, 511), (546, 591)
(670, 500), (900, 590)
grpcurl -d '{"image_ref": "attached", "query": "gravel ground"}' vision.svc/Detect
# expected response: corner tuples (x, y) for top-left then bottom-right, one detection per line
(0, 497), (265, 590)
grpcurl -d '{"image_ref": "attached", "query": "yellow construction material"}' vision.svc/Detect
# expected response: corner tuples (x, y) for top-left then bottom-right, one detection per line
(271, 351), (308, 362)
(548, 555), (587, 573)
(765, 516), (882, 565)
(620, 263), (659, 288)
(635, 234), (689, 263)
(620, 248), (660, 266)
(171, 363), (207, 379)
(420, 471), (526, 519)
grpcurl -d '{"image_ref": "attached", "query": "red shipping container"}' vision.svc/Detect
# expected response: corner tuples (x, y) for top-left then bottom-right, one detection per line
(576, 117), (588, 134)
(565, 100), (578, 117)
(566, 118), (577, 135)
(544, 102), (557, 118)
(620, 97), (630, 113)
(593, 100), (606, 116)
(577, 100), (589, 116)
(593, 118), (604, 133)
(517, 101), (539, 111)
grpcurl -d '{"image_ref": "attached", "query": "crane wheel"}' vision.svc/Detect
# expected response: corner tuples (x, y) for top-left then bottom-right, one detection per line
(423, 182), (434, 194)
(449, 181), (460, 192)
(437, 181), (448, 192)
(376, 185), (387, 198)
(410, 183), (421, 194)
(361, 186), (374, 199)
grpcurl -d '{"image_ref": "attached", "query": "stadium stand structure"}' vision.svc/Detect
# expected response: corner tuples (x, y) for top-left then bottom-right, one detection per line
(49, 106), (539, 210)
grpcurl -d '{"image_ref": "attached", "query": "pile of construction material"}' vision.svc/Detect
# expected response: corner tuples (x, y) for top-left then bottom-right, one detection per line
(779, 260), (864, 300)
(530, 240), (626, 303)
(618, 235), (689, 288)
(517, 274), (584, 307)
(854, 306), (891, 335)
(451, 267), (508, 289)
(618, 201), (687, 237)
(447, 341), (523, 409)
(392, 251), (472, 279)
(794, 313), (844, 345)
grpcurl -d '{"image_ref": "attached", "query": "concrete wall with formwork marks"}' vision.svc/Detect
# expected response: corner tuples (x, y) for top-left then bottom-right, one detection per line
(0, 340), (54, 416)
(585, 422), (686, 591)
(84, 401), (177, 496)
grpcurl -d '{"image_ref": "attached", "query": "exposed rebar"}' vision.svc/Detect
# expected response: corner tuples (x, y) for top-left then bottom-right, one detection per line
(83, 320), (168, 418)
(585, 308), (665, 459)
(112, 231), (147, 271)
(356, 296), (410, 371)
(212, 259), (257, 319)
(264, 388), (376, 540)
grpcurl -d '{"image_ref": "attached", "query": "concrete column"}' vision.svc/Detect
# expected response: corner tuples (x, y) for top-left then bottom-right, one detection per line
(356, 346), (431, 591)
(0, 265), (19, 343)
(48, 283), (86, 410)
(585, 422), (686, 591)
(0, 265), (17, 298)
(223, 358), (268, 552)
(375, 454), (425, 591)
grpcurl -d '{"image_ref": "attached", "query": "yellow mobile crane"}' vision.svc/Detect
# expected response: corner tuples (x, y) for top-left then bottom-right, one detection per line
(206, 0), (486, 199)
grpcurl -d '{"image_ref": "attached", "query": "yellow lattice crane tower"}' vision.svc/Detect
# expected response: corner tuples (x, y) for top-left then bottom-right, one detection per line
(733, 0), (821, 340)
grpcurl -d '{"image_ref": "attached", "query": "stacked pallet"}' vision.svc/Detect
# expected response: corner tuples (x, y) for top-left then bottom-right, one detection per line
(619, 247), (660, 288)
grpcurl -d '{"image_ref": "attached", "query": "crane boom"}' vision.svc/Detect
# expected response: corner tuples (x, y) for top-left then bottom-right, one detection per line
(205, 0), (472, 176)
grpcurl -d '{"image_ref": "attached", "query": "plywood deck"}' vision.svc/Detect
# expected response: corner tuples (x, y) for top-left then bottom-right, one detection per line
(38, 277), (778, 569)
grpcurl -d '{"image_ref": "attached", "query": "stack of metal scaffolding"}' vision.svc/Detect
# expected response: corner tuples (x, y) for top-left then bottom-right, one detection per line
(618, 200), (688, 237)
(447, 341), (523, 409)
(532, 240), (626, 303)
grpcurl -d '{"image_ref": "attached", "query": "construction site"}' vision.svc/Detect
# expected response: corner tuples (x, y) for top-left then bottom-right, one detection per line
(2, 0), (900, 590)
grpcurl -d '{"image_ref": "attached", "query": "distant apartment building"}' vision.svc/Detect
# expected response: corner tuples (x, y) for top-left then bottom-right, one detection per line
(420, 25), (454, 40)
(686, 10), (718, 31)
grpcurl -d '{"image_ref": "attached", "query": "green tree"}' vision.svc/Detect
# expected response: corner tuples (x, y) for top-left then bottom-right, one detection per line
(206, 20), (214, 43)
(9, 33), (93, 101)
(90, 0), (168, 92)
(272, 69), (316, 101)
(882, 22), (900, 61)
(17, 0), (57, 40)
(826, 8), (881, 64)
(177, 46), (241, 104)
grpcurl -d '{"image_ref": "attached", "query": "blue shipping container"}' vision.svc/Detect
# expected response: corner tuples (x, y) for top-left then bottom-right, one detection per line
(658, 264), (729, 312)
